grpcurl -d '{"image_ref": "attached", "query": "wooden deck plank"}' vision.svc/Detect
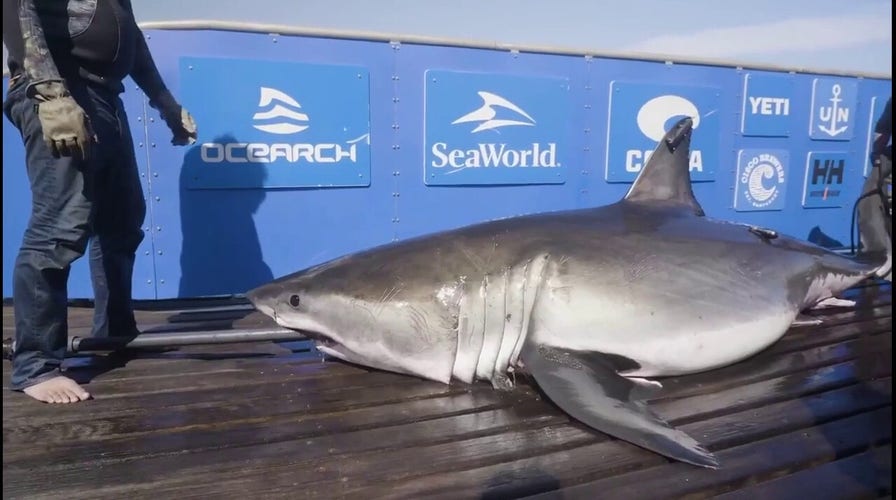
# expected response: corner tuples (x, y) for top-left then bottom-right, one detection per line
(526, 407), (892, 500)
(714, 445), (892, 500)
(6, 343), (889, 499)
(2, 282), (891, 499)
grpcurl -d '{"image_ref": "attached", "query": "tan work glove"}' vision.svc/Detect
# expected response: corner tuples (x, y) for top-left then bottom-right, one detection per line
(32, 81), (95, 159)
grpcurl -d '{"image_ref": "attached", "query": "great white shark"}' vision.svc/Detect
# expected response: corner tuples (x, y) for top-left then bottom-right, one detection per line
(247, 117), (892, 468)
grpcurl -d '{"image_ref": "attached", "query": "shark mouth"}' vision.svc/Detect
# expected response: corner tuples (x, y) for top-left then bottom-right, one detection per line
(303, 330), (339, 349)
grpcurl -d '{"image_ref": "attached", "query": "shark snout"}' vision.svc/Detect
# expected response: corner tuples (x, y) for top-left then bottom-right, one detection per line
(246, 282), (284, 317)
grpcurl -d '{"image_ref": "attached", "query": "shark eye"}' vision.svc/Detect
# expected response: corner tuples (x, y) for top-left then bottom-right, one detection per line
(288, 294), (301, 308)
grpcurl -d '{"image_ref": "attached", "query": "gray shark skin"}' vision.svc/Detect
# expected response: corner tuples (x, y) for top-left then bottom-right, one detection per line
(247, 117), (891, 469)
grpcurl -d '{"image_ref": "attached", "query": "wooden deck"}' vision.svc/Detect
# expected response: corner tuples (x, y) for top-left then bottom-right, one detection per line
(2, 281), (892, 499)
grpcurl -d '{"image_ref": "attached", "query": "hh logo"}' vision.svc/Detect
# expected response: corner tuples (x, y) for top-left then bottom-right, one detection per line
(734, 150), (788, 212)
(605, 81), (720, 183)
(802, 151), (851, 208)
(179, 56), (371, 189)
(809, 78), (857, 141)
(424, 69), (571, 186)
(740, 73), (794, 137)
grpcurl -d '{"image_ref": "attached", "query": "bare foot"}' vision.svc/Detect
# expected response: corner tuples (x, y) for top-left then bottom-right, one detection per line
(22, 376), (91, 404)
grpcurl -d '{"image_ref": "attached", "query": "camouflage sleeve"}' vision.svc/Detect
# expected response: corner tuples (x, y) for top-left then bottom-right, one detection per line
(19, 0), (67, 97)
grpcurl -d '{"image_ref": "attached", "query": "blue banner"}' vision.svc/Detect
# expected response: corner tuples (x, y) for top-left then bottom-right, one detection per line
(801, 151), (852, 208)
(605, 81), (721, 183)
(809, 78), (858, 141)
(740, 73), (794, 137)
(423, 69), (571, 186)
(734, 149), (789, 211)
(180, 57), (372, 189)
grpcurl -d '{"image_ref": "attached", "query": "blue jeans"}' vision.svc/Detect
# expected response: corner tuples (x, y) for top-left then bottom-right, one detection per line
(3, 76), (146, 391)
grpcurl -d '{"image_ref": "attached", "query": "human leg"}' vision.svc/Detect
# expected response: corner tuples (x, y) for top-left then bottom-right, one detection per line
(87, 89), (147, 339)
(4, 77), (95, 402)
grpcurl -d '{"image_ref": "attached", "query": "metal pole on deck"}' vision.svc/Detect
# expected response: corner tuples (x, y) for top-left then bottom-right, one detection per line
(2, 327), (306, 359)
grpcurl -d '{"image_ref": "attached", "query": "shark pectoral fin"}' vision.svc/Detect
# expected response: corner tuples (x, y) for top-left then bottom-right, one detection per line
(520, 343), (719, 469)
(811, 297), (857, 309)
(792, 314), (824, 327)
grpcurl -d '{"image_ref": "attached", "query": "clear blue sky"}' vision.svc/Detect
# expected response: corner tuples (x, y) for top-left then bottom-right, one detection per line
(1, 0), (891, 76)
(130, 0), (891, 75)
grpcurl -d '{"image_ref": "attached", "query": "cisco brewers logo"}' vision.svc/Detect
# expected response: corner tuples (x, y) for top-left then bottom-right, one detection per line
(606, 81), (720, 183)
(430, 91), (557, 170)
(200, 86), (369, 164)
(734, 150), (788, 212)
(424, 69), (570, 186)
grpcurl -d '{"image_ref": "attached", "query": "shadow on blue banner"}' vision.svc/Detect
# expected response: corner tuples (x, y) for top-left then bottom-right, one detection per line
(178, 135), (274, 297)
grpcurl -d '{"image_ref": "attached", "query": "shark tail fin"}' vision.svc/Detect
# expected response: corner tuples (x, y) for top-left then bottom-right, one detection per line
(623, 116), (705, 217)
(854, 155), (892, 281)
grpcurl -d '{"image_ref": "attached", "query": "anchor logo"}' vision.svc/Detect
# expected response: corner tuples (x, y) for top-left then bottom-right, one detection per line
(817, 84), (850, 137)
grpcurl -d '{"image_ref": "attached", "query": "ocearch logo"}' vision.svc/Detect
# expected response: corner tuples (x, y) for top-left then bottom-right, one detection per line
(251, 87), (310, 135)
(626, 94), (704, 173)
(199, 86), (368, 164)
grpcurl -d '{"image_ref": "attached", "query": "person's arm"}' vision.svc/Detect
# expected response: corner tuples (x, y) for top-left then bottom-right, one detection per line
(872, 98), (891, 157)
(18, 0), (64, 92)
(123, 0), (196, 145)
(129, 25), (176, 114)
(18, 0), (93, 158)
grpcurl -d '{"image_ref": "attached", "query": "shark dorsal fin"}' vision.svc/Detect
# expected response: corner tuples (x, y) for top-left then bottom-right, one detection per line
(623, 116), (705, 216)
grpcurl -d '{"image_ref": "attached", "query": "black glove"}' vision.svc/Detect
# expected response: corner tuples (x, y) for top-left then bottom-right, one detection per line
(31, 81), (95, 159)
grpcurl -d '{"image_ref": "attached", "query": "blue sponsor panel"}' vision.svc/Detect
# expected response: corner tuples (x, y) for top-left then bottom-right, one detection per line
(139, 30), (395, 299)
(423, 69), (571, 186)
(605, 80), (721, 183)
(809, 78), (858, 141)
(393, 42), (588, 244)
(801, 151), (853, 209)
(733, 149), (789, 212)
(740, 73), (794, 137)
(180, 56), (371, 189)
(863, 95), (890, 177)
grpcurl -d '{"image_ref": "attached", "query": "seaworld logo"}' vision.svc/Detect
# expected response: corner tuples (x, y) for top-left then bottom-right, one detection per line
(201, 86), (369, 164)
(430, 91), (559, 170)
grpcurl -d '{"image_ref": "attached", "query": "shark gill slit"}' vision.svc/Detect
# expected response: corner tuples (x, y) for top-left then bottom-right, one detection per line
(450, 272), (488, 383)
(475, 268), (507, 382)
